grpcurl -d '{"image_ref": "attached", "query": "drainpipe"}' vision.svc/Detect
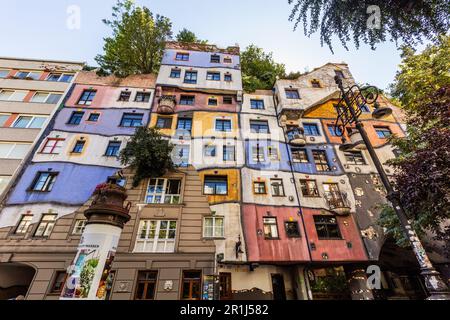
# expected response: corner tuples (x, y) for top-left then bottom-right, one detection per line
(272, 86), (312, 300)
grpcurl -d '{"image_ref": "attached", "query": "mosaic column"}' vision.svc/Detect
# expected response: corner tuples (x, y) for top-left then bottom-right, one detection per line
(345, 265), (374, 300)
(60, 176), (131, 300)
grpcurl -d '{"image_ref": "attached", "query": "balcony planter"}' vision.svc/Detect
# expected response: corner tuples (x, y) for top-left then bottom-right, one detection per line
(157, 96), (176, 114)
(325, 192), (351, 216)
(348, 131), (365, 150)
(286, 127), (306, 146)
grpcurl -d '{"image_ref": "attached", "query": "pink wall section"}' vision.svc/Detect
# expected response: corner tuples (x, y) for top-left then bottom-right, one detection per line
(242, 204), (310, 262)
(302, 208), (368, 262)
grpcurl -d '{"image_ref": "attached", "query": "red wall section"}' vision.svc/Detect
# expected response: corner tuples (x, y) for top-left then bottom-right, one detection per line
(302, 208), (367, 262)
(242, 204), (310, 262)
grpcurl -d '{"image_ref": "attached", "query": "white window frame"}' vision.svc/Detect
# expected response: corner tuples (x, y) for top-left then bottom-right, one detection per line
(203, 216), (224, 238)
(145, 178), (181, 204)
(0, 89), (28, 102)
(15, 70), (42, 80)
(46, 73), (74, 82)
(34, 214), (57, 237)
(30, 92), (62, 104)
(72, 219), (87, 235)
(135, 220), (177, 253)
(0, 142), (31, 159)
(11, 115), (48, 129)
(15, 214), (33, 234)
(214, 117), (232, 132)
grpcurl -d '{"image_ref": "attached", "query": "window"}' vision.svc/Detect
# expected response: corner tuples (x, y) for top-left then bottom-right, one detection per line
(335, 70), (345, 79)
(135, 220), (177, 252)
(204, 145), (216, 157)
(41, 138), (64, 154)
(210, 54), (220, 63)
(14, 215), (32, 234)
(215, 119), (232, 132)
(15, 71), (42, 80)
(203, 216), (224, 238)
(135, 271), (158, 300)
(250, 120), (269, 133)
(176, 52), (189, 61)
(327, 125), (342, 137)
(31, 172), (58, 192)
(375, 126), (392, 138)
(156, 116), (172, 129)
(170, 69), (181, 78)
(120, 113), (144, 127)
(71, 140), (85, 153)
(360, 104), (370, 113)
(105, 141), (121, 157)
(250, 99), (264, 110)
(270, 179), (285, 196)
(208, 98), (218, 106)
(285, 221), (301, 238)
(173, 145), (190, 167)
(223, 145), (235, 161)
(177, 118), (192, 132)
(46, 73), (74, 83)
(0, 176), (11, 194)
(0, 70), (9, 78)
(224, 74), (232, 82)
(31, 92), (62, 104)
(49, 271), (67, 295)
(323, 183), (346, 209)
(252, 145), (265, 162)
(0, 90), (28, 102)
(13, 115), (47, 128)
(87, 113), (100, 122)
(0, 114), (10, 126)
(0, 143), (30, 159)
(72, 219), (87, 235)
(118, 91), (131, 102)
(68, 111), (84, 125)
(300, 180), (319, 197)
(311, 79), (321, 88)
(34, 214), (57, 237)
(303, 123), (320, 136)
(77, 90), (96, 105)
(314, 216), (342, 239)
(263, 217), (279, 239)
(204, 176), (227, 195)
(181, 271), (202, 300)
(291, 147), (309, 163)
(180, 95), (195, 105)
(145, 178), (181, 204)
(344, 151), (366, 165)
(135, 92), (151, 103)
(223, 96), (233, 104)
(268, 146), (279, 161)
(285, 89), (300, 99)
(253, 181), (266, 194)
(206, 72), (220, 81)
(312, 150), (330, 172)
(184, 71), (197, 84)
(223, 57), (232, 63)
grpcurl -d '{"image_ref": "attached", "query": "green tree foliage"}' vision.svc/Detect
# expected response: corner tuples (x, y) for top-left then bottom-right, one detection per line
(390, 35), (450, 111)
(288, 0), (450, 52)
(120, 127), (174, 187)
(176, 28), (208, 44)
(95, 0), (172, 77)
(241, 45), (286, 92)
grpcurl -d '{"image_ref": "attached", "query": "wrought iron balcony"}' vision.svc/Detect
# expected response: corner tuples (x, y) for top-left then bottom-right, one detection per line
(286, 127), (306, 146)
(157, 95), (176, 114)
(324, 191), (351, 216)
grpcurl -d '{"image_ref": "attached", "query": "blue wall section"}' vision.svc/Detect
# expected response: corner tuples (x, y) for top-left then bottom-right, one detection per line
(162, 49), (240, 69)
(53, 108), (150, 136)
(7, 162), (118, 205)
(245, 140), (343, 175)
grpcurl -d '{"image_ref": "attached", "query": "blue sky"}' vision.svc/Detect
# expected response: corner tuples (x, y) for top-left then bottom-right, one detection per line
(1, 0), (427, 90)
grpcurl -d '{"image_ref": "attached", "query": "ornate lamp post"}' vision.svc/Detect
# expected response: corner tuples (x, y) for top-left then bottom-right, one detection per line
(333, 76), (449, 300)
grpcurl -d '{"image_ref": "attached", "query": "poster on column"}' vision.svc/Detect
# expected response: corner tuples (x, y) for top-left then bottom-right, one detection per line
(60, 225), (119, 300)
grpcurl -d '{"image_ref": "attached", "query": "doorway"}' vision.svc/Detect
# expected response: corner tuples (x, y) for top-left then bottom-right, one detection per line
(271, 273), (286, 300)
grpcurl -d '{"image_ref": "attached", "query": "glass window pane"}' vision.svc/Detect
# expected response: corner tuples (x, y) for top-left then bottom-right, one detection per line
(28, 117), (47, 129)
(13, 116), (32, 128)
(9, 91), (28, 102)
(31, 92), (48, 103)
(9, 144), (30, 159)
(0, 114), (10, 126)
(0, 90), (14, 100)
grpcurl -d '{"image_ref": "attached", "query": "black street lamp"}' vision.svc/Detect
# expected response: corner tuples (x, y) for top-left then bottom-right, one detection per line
(333, 76), (450, 300)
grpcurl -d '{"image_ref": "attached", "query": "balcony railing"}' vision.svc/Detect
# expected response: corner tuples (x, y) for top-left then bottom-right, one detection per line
(286, 127), (306, 146)
(324, 191), (351, 216)
(157, 95), (176, 114)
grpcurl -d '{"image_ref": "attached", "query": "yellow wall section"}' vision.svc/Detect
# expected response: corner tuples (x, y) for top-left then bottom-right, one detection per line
(148, 113), (179, 136)
(191, 112), (238, 138)
(304, 99), (397, 122)
(198, 169), (240, 204)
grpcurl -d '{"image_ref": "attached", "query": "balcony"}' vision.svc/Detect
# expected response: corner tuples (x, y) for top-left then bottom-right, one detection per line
(324, 191), (351, 216)
(156, 95), (176, 114)
(286, 127), (306, 146)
